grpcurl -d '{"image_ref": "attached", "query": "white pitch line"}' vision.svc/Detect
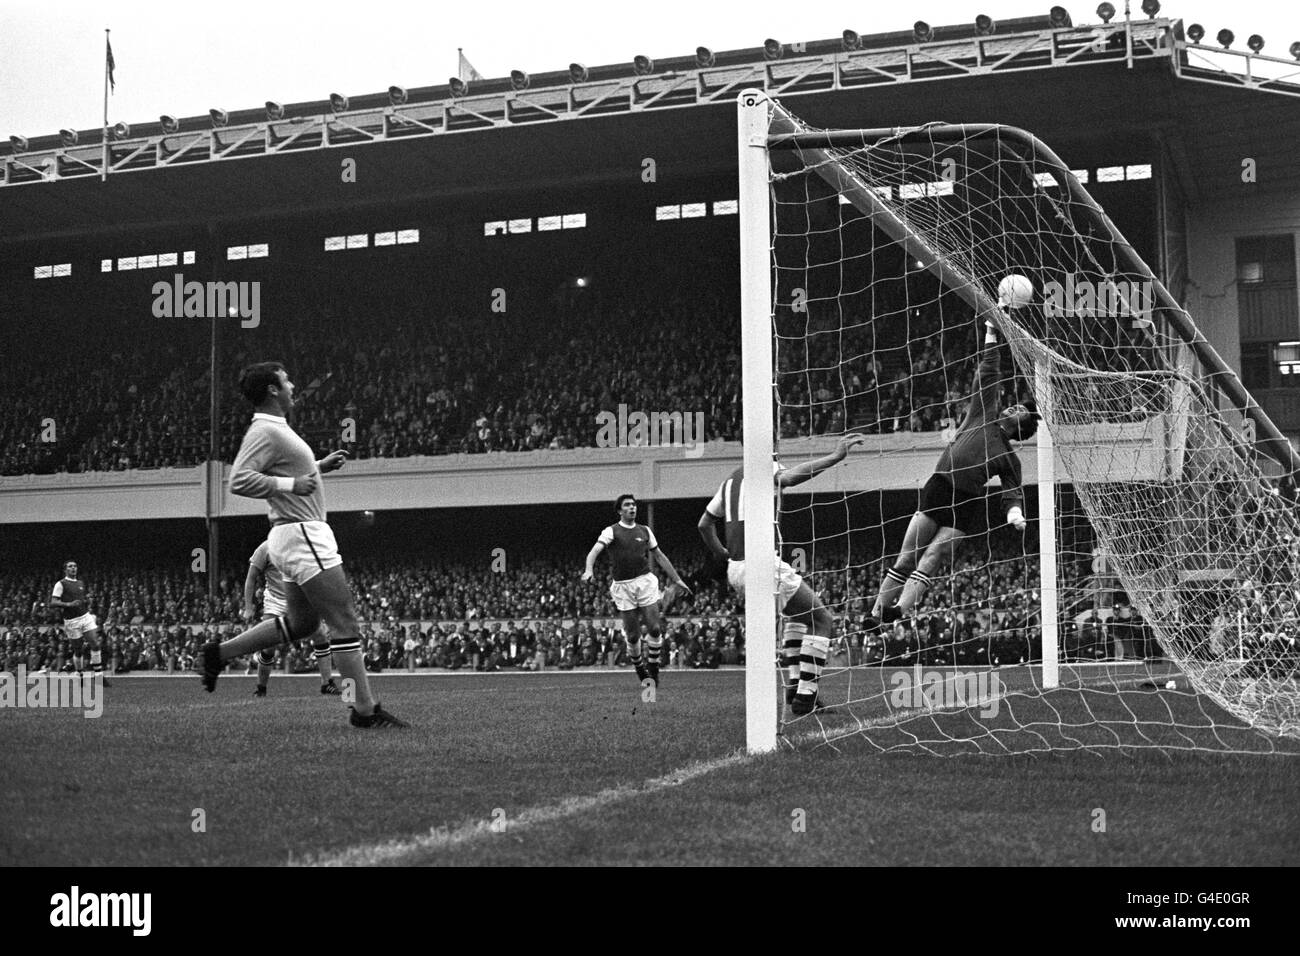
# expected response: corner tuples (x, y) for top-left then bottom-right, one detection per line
(292, 749), (753, 867)
(290, 695), (995, 867)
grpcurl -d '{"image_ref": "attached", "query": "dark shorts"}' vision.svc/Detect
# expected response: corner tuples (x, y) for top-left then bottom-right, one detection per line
(920, 474), (985, 534)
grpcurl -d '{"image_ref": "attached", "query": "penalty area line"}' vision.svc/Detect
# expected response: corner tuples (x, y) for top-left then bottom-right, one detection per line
(290, 748), (755, 866)
(293, 699), (994, 867)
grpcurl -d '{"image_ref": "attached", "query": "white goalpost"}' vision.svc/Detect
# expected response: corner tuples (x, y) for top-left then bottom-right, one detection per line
(737, 89), (1300, 756)
(738, 89), (779, 754)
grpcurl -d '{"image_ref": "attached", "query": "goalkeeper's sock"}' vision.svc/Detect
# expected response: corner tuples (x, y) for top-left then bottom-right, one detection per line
(782, 622), (807, 700)
(875, 566), (909, 616)
(90, 650), (103, 673)
(796, 633), (830, 699)
(897, 570), (932, 615)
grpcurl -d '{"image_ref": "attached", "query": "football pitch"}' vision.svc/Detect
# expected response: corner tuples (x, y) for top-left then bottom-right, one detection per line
(2, 668), (1297, 867)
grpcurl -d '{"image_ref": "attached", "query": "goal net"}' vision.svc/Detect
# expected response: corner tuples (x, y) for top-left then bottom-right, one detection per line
(738, 90), (1300, 756)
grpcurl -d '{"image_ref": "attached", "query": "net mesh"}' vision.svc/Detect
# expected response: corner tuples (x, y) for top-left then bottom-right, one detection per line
(766, 101), (1300, 754)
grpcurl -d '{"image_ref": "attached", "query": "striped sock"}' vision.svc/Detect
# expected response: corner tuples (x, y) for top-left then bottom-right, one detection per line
(782, 622), (807, 691)
(796, 634), (831, 698)
(645, 637), (663, 666)
(899, 569), (932, 613)
(627, 639), (641, 664)
(90, 650), (103, 673)
(877, 566), (909, 615)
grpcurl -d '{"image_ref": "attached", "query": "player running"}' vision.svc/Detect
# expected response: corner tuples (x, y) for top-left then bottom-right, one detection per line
(199, 361), (406, 728)
(243, 537), (340, 698)
(872, 316), (1037, 623)
(582, 494), (690, 687)
(698, 436), (865, 716)
(49, 560), (110, 686)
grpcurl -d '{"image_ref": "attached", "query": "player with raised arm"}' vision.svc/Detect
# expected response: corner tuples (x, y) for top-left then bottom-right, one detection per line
(244, 537), (340, 698)
(698, 435), (865, 716)
(49, 560), (110, 686)
(582, 494), (690, 687)
(871, 315), (1037, 623)
(199, 361), (406, 728)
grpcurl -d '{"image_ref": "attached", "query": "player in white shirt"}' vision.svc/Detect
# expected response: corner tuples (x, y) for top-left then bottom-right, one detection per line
(199, 361), (405, 728)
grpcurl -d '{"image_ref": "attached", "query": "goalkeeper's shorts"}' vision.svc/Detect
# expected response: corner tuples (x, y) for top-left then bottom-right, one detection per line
(920, 474), (985, 534)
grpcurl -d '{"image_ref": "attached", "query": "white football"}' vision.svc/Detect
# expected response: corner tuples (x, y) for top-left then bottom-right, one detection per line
(998, 274), (1034, 310)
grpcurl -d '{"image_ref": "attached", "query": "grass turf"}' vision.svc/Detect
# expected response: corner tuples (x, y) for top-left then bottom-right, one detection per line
(1, 669), (1295, 866)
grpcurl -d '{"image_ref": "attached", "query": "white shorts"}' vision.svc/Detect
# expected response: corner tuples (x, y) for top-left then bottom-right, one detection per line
(268, 521), (343, 586)
(609, 572), (661, 612)
(727, 558), (804, 613)
(261, 592), (287, 619)
(63, 613), (99, 640)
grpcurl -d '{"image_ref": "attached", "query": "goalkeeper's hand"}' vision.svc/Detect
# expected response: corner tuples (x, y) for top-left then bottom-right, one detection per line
(1006, 506), (1027, 532)
(985, 320), (999, 345)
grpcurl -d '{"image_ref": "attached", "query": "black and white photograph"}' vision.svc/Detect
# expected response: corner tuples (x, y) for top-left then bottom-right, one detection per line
(1, 0), (1297, 901)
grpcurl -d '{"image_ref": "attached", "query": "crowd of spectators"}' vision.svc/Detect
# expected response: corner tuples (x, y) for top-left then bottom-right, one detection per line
(1, 533), (1154, 678)
(4, 265), (1025, 475)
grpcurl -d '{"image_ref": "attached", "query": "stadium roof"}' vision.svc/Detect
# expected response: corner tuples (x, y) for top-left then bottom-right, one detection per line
(3, 14), (1299, 246)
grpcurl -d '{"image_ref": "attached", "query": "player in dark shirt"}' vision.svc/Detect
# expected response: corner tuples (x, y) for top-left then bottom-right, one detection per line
(582, 494), (689, 688)
(49, 561), (110, 686)
(873, 317), (1038, 622)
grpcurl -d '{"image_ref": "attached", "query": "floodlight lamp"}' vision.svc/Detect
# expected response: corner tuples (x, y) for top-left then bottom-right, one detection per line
(209, 108), (228, 128)
(632, 54), (655, 75)
(9, 135), (28, 153)
(329, 93), (349, 114)
(1140, 0), (1160, 18)
(59, 128), (79, 147)
(1217, 28), (1234, 48)
(265, 101), (285, 120)
(1290, 40), (1300, 60)
(1049, 6), (1073, 28)
(763, 38), (783, 60)
(1247, 34), (1264, 53)
(510, 70), (530, 91)
(696, 46), (715, 67)
(1187, 23), (1205, 42)
(1096, 3), (1115, 24)
(975, 14), (996, 35)
(569, 62), (589, 83)
(913, 21), (934, 43)
(388, 86), (408, 106)
(113, 121), (130, 140)
(842, 29), (861, 50)
(448, 77), (468, 96)
(160, 114), (180, 133)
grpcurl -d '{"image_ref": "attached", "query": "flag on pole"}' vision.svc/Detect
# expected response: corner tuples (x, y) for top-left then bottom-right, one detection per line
(106, 37), (116, 92)
(457, 48), (483, 83)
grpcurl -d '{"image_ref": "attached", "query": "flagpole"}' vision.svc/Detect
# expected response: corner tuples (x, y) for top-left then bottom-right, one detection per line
(102, 28), (110, 182)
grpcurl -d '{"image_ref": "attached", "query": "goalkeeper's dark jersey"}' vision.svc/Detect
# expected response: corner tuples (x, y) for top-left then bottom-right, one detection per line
(932, 344), (1024, 512)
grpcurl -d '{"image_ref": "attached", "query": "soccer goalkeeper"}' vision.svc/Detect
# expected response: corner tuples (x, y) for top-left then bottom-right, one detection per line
(872, 316), (1038, 622)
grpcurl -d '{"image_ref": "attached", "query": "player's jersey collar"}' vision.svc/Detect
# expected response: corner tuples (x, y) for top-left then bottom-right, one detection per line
(252, 412), (288, 424)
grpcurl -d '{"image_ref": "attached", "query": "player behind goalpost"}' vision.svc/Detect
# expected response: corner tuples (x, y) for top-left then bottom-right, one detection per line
(199, 361), (406, 728)
(243, 537), (340, 698)
(872, 314), (1037, 623)
(697, 435), (865, 715)
(582, 494), (690, 688)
